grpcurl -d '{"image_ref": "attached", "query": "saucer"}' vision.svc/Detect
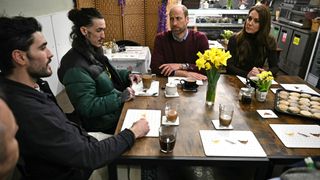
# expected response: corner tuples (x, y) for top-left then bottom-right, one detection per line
(162, 116), (179, 125)
(182, 86), (197, 92)
(165, 91), (179, 98)
(212, 120), (233, 130)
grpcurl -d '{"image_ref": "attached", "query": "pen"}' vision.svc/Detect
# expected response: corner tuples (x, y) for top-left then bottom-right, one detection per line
(225, 139), (236, 144)
(297, 132), (309, 137)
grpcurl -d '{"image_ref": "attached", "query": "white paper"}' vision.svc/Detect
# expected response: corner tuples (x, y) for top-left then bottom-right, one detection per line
(270, 124), (320, 148)
(111, 53), (139, 59)
(208, 40), (225, 49)
(125, 46), (144, 51)
(236, 75), (278, 85)
(199, 130), (266, 157)
(280, 84), (320, 96)
(132, 81), (159, 96)
(121, 109), (161, 137)
(162, 116), (179, 126)
(257, 110), (278, 118)
(167, 76), (203, 86)
(211, 120), (233, 130)
(270, 88), (280, 94)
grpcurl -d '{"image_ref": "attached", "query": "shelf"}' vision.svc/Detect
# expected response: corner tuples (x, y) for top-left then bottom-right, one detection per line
(188, 23), (244, 28)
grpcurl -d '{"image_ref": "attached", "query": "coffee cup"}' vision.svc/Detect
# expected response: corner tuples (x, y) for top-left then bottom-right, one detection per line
(165, 83), (177, 95)
(142, 73), (153, 89)
(159, 126), (177, 153)
(180, 78), (198, 90)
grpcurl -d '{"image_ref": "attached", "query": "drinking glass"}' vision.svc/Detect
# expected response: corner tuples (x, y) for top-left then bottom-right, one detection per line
(219, 104), (234, 128)
(165, 102), (179, 122)
(142, 73), (153, 90)
(159, 126), (177, 153)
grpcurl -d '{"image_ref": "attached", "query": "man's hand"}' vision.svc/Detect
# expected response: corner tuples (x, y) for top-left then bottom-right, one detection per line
(174, 70), (207, 80)
(187, 72), (207, 81)
(129, 74), (141, 84)
(121, 87), (135, 102)
(159, 63), (182, 76)
(130, 117), (150, 139)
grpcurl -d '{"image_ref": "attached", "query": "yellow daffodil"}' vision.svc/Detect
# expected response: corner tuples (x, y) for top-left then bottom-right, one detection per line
(254, 71), (274, 92)
(195, 47), (231, 71)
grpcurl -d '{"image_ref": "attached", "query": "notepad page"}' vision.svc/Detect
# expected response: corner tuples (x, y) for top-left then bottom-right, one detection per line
(199, 130), (266, 157)
(270, 124), (320, 148)
(121, 109), (161, 137)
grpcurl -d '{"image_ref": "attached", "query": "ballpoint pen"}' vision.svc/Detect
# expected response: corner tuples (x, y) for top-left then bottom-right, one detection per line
(297, 132), (309, 137)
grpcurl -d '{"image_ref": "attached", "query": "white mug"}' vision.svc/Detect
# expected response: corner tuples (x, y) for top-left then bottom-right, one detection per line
(165, 83), (177, 95)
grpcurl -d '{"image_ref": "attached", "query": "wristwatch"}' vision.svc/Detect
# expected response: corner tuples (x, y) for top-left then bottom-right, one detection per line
(181, 63), (189, 70)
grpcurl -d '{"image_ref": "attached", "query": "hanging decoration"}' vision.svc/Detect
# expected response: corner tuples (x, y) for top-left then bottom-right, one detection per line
(118, 0), (126, 16)
(157, 0), (168, 33)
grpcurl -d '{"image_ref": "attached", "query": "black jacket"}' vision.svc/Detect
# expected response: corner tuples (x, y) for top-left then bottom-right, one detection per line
(0, 76), (135, 180)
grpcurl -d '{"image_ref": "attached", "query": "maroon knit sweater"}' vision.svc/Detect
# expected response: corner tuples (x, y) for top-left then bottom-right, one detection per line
(150, 30), (209, 76)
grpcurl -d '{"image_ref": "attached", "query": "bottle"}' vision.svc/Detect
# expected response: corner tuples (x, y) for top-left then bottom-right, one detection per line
(227, 0), (232, 9)
(203, 1), (209, 9)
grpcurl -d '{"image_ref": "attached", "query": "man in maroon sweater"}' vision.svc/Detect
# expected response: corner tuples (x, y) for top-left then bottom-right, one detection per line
(150, 4), (209, 80)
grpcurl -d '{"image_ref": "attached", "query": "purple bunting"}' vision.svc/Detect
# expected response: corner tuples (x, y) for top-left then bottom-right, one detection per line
(157, 0), (168, 33)
(118, 0), (126, 16)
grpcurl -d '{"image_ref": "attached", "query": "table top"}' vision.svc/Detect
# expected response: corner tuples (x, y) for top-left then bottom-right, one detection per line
(115, 75), (320, 164)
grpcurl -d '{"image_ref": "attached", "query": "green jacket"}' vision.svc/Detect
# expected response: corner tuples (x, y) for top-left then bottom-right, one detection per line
(58, 43), (130, 133)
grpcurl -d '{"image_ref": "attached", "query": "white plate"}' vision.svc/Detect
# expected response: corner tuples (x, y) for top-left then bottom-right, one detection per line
(257, 109), (278, 118)
(167, 77), (203, 86)
(164, 91), (179, 98)
(212, 120), (233, 130)
(162, 116), (179, 125)
(133, 81), (159, 96)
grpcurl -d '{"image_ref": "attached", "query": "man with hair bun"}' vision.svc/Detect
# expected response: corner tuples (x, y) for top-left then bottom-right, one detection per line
(58, 8), (141, 134)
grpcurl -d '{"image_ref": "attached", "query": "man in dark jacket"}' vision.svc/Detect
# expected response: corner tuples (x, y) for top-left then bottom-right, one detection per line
(0, 15), (149, 180)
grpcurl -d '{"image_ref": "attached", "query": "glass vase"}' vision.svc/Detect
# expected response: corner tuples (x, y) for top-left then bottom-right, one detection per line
(206, 69), (220, 107)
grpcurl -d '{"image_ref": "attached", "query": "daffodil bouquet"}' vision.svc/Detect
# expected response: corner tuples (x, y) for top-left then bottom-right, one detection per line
(195, 47), (231, 71)
(254, 71), (274, 92)
(195, 47), (232, 106)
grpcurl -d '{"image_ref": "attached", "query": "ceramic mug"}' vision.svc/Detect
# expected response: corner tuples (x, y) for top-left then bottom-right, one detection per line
(180, 78), (198, 90)
(165, 83), (177, 95)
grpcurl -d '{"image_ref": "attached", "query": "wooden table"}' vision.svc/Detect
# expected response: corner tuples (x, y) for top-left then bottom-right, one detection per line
(109, 75), (320, 179)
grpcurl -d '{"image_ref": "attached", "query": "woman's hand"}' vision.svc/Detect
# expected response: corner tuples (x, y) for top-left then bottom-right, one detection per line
(247, 67), (264, 77)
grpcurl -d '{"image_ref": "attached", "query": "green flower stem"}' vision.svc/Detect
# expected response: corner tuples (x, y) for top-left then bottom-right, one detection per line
(206, 69), (220, 104)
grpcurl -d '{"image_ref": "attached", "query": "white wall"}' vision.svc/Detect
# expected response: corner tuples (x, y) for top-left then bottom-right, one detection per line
(36, 11), (72, 95)
(0, 0), (74, 95)
(0, 0), (73, 16)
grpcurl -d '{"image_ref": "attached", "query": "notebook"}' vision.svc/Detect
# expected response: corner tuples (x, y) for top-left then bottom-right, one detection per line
(121, 109), (161, 137)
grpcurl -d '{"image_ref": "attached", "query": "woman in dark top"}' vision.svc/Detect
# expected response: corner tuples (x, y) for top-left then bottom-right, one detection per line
(226, 5), (279, 78)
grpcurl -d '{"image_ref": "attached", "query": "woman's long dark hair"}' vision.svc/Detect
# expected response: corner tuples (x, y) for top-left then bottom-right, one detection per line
(236, 5), (277, 65)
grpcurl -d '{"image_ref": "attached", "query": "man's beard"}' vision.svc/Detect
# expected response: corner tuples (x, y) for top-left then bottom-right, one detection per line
(26, 53), (52, 79)
(172, 26), (187, 36)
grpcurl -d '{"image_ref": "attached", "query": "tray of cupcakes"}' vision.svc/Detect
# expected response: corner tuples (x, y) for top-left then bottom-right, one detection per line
(274, 89), (320, 120)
